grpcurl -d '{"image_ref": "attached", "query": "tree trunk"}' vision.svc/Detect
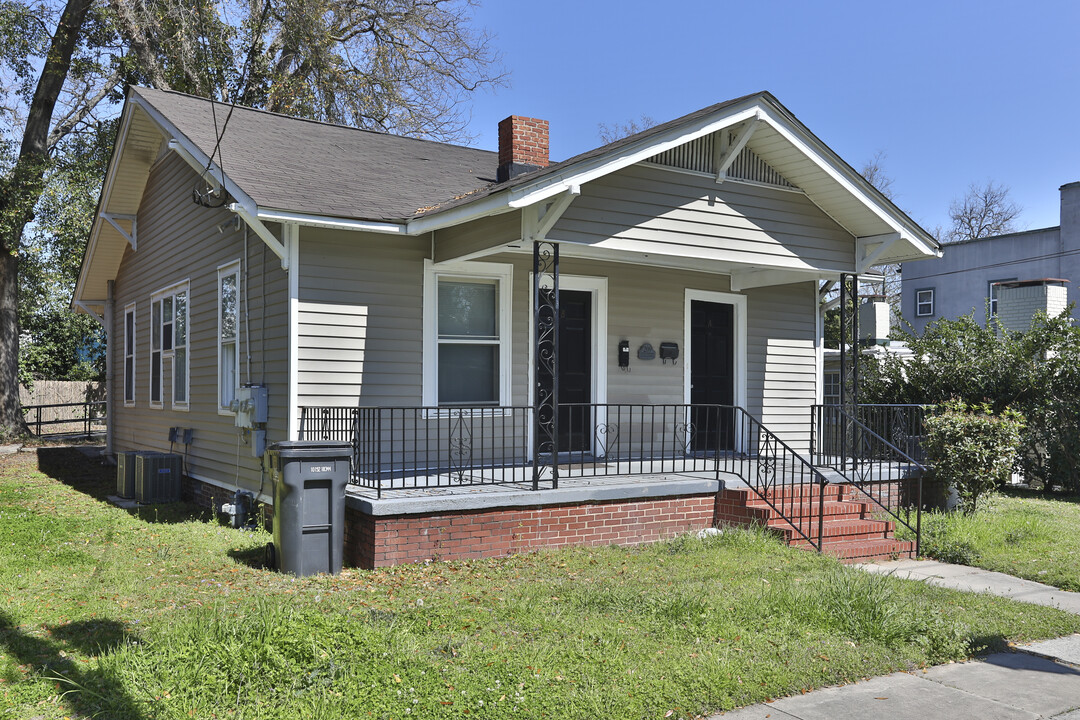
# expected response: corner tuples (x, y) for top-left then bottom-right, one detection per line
(0, 0), (94, 438)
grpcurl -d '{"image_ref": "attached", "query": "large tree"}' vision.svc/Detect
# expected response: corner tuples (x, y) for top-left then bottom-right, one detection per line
(943, 180), (1022, 244)
(0, 0), (504, 438)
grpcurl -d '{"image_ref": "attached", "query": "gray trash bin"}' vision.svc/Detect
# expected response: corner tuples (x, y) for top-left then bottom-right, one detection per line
(266, 441), (351, 576)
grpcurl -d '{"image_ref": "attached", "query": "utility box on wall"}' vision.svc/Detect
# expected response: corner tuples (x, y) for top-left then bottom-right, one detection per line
(135, 452), (182, 504)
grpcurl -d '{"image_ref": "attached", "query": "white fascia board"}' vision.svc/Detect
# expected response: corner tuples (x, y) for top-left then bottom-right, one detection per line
(730, 267), (824, 292)
(405, 191), (516, 235)
(257, 208), (407, 235)
(757, 105), (939, 258)
(74, 101), (139, 306)
(506, 105), (762, 209)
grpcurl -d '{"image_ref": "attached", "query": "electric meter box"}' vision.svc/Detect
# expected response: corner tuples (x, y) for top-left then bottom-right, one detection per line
(233, 385), (268, 428)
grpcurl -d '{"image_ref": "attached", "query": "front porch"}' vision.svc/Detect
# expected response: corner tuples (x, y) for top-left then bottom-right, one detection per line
(300, 402), (928, 567)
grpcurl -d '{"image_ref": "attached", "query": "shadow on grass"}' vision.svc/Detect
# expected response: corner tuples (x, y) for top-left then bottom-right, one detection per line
(34, 446), (215, 525)
(227, 542), (276, 571)
(0, 612), (147, 719)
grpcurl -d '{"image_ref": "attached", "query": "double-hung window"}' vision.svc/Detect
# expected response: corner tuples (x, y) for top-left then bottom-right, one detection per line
(150, 281), (189, 409)
(218, 261), (241, 412)
(915, 288), (934, 318)
(123, 304), (136, 406)
(423, 261), (512, 407)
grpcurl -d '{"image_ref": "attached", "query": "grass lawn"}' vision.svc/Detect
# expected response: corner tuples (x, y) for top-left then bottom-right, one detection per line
(3, 450), (1080, 720)
(915, 490), (1080, 592)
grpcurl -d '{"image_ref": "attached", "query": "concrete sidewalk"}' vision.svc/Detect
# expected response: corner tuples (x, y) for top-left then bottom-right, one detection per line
(711, 559), (1080, 719)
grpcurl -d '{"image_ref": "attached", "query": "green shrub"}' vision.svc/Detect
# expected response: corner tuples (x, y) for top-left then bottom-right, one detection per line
(923, 401), (1024, 513)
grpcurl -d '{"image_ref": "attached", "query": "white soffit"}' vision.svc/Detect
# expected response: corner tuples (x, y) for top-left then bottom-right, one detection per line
(74, 104), (166, 309)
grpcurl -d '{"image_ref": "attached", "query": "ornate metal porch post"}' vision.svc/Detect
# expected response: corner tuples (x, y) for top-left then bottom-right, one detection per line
(533, 240), (559, 489)
(838, 273), (859, 474)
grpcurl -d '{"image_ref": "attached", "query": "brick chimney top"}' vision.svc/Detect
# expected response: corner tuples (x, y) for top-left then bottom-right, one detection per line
(497, 116), (549, 182)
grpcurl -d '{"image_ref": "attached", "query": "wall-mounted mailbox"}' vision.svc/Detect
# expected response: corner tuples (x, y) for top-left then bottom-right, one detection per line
(618, 340), (630, 368)
(659, 342), (679, 364)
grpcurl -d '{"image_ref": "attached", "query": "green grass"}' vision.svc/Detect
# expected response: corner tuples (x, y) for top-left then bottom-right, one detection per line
(3, 450), (1080, 719)
(912, 491), (1080, 592)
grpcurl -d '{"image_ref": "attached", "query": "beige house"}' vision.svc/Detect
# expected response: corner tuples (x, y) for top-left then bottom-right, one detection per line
(74, 88), (938, 566)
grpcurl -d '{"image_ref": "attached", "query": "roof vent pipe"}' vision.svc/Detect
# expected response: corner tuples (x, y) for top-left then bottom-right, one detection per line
(497, 115), (549, 182)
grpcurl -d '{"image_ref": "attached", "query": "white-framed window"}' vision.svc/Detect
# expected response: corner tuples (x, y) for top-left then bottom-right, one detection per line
(218, 261), (241, 413)
(823, 371), (841, 405)
(915, 288), (934, 317)
(150, 281), (189, 409)
(423, 260), (513, 407)
(123, 304), (136, 406)
(988, 278), (1016, 317)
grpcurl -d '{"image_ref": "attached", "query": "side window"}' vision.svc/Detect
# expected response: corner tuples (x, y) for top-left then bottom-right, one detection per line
(218, 261), (241, 412)
(823, 371), (841, 405)
(150, 282), (189, 409)
(150, 299), (162, 406)
(124, 304), (136, 406)
(915, 289), (934, 318)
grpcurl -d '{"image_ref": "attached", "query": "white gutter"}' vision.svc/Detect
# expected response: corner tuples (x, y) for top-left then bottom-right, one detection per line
(257, 208), (406, 235)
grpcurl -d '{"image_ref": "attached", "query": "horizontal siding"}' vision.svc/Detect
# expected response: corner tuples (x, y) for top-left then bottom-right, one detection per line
(433, 210), (521, 263)
(297, 228), (428, 407)
(111, 152), (289, 499)
(551, 163), (854, 271)
(746, 282), (817, 451)
(297, 238), (819, 450)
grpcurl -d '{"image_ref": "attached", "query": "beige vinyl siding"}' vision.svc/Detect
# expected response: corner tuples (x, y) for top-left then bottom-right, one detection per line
(297, 228), (428, 407)
(433, 210), (521, 263)
(295, 234), (818, 449)
(110, 152), (288, 499)
(550, 164), (854, 271)
(746, 282), (817, 450)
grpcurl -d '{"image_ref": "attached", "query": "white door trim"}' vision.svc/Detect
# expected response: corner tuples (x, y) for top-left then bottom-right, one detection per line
(683, 289), (748, 411)
(527, 273), (609, 457)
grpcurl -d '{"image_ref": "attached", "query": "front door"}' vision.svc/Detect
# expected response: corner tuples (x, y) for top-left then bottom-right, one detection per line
(558, 290), (592, 453)
(690, 300), (735, 452)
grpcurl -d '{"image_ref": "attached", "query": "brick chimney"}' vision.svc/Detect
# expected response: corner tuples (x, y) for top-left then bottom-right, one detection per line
(497, 116), (549, 182)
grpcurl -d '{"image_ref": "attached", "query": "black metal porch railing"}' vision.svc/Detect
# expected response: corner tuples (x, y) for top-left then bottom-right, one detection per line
(811, 404), (925, 555)
(21, 401), (107, 438)
(298, 403), (830, 551)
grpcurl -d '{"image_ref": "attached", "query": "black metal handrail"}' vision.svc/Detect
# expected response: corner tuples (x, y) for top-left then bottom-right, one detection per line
(21, 401), (106, 438)
(812, 404), (925, 555)
(297, 403), (829, 550)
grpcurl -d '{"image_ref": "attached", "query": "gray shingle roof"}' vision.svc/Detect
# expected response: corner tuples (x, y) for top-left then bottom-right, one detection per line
(133, 87), (498, 223)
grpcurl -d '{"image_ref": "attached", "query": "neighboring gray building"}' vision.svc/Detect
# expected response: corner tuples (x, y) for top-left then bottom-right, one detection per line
(901, 182), (1080, 333)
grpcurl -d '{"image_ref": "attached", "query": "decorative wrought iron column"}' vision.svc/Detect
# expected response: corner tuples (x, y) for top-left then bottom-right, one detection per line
(838, 273), (859, 474)
(533, 240), (559, 489)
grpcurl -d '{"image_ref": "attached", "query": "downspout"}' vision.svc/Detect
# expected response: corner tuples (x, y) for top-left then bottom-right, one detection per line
(105, 280), (114, 454)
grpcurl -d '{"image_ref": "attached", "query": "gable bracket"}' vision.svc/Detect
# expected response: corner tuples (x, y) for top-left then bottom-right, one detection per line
(856, 232), (901, 272)
(101, 213), (137, 251)
(523, 186), (580, 242)
(228, 203), (289, 270)
(715, 113), (762, 183)
(73, 300), (106, 326)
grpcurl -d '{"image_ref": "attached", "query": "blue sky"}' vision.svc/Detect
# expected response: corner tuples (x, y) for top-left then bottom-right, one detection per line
(464, 0), (1080, 236)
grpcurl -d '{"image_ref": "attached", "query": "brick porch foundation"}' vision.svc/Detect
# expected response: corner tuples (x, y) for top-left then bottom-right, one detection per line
(345, 494), (718, 569)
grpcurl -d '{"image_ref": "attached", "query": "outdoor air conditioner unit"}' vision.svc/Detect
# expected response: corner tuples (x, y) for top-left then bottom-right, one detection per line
(135, 452), (183, 504)
(116, 451), (138, 498)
